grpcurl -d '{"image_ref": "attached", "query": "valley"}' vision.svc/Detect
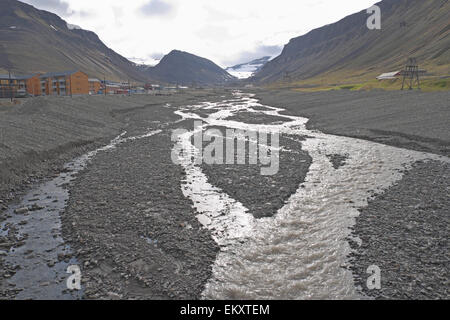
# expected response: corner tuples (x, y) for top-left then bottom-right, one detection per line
(0, 0), (448, 304)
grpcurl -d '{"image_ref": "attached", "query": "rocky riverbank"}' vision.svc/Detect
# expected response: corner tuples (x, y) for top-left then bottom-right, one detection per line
(349, 160), (449, 300)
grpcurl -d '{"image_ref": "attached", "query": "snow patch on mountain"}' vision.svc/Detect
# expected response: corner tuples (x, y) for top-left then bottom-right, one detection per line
(67, 23), (82, 30)
(226, 56), (272, 79)
(128, 56), (160, 67)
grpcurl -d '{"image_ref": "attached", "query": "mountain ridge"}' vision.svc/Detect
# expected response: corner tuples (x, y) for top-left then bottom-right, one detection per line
(142, 50), (236, 86)
(0, 0), (235, 85)
(252, 0), (450, 85)
(0, 0), (150, 82)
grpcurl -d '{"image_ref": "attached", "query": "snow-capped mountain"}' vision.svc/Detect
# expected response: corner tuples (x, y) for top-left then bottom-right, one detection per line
(226, 56), (271, 79)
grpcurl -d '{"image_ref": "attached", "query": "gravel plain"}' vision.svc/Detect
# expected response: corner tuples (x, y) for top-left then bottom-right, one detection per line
(1, 88), (448, 299)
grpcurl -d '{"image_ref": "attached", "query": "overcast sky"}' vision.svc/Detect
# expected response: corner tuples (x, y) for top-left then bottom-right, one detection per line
(20, 0), (379, 67)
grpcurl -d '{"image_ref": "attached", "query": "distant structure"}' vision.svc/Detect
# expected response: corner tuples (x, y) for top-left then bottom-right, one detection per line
(40, 70), (89, 96)
(283, 71), (292, 83)
(400, 58), (426, 90)
(376, 71), (401, 80)
(0, 70), (91, 98)
(376, 58), (427, 90)
(0, 73), (41, 98)
(88, 78), (102, 95)
(1, 69), (161, 99)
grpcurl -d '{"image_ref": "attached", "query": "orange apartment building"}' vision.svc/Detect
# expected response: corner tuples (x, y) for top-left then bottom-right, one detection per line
(40, 70), (89, 96)
(23, 74), (42, 95)
(1, 71), (90, 97)
(0, 74), (41, 97)
(88, 78), (102, 94)
(0, 74), (20, 98)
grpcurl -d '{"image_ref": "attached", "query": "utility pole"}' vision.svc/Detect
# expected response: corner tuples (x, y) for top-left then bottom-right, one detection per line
(69, 76), (73, 98)
(283, 71), (292, 84)
(8, 70), (13, 102)
(104, 54), (109, 97)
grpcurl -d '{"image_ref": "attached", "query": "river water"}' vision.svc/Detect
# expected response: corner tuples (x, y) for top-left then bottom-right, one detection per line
(173, 92), (448, 300)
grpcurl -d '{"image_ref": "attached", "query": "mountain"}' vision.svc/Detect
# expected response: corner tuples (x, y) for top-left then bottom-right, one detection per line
(0, 0), (148, 81)
(226, 56), (271, 79)
(142, 50), (236, 86)
(252, 0), (450, 85)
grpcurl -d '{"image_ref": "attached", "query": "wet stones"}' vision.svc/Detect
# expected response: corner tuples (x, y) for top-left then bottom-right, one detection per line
(14, 207), (28, 215)
(57, 252), (72, 262)
(326, 153), (349, 169)
(12, 203), (44, 215)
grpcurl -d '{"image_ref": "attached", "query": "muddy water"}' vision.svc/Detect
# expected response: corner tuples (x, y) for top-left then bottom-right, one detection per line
(173, 92), (448, 300)
(1, 130), (160, 300)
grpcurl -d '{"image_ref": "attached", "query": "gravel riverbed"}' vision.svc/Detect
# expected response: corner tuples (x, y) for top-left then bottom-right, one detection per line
(349, 160), (449, 299)
(0, 90), (233, 299)
(1, 89), (448, 300)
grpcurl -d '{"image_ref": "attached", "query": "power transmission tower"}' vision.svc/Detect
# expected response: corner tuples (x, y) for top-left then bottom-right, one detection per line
(401, 57), (421, 90)
(283, 71), (292, 83)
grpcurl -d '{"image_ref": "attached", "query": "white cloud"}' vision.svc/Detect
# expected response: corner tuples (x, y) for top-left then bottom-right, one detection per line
(20, 0), (379, 67)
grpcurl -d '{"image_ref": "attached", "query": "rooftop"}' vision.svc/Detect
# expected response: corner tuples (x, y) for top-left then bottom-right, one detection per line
(39, 70), (80, 78)
(0, 74), (38, 80)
